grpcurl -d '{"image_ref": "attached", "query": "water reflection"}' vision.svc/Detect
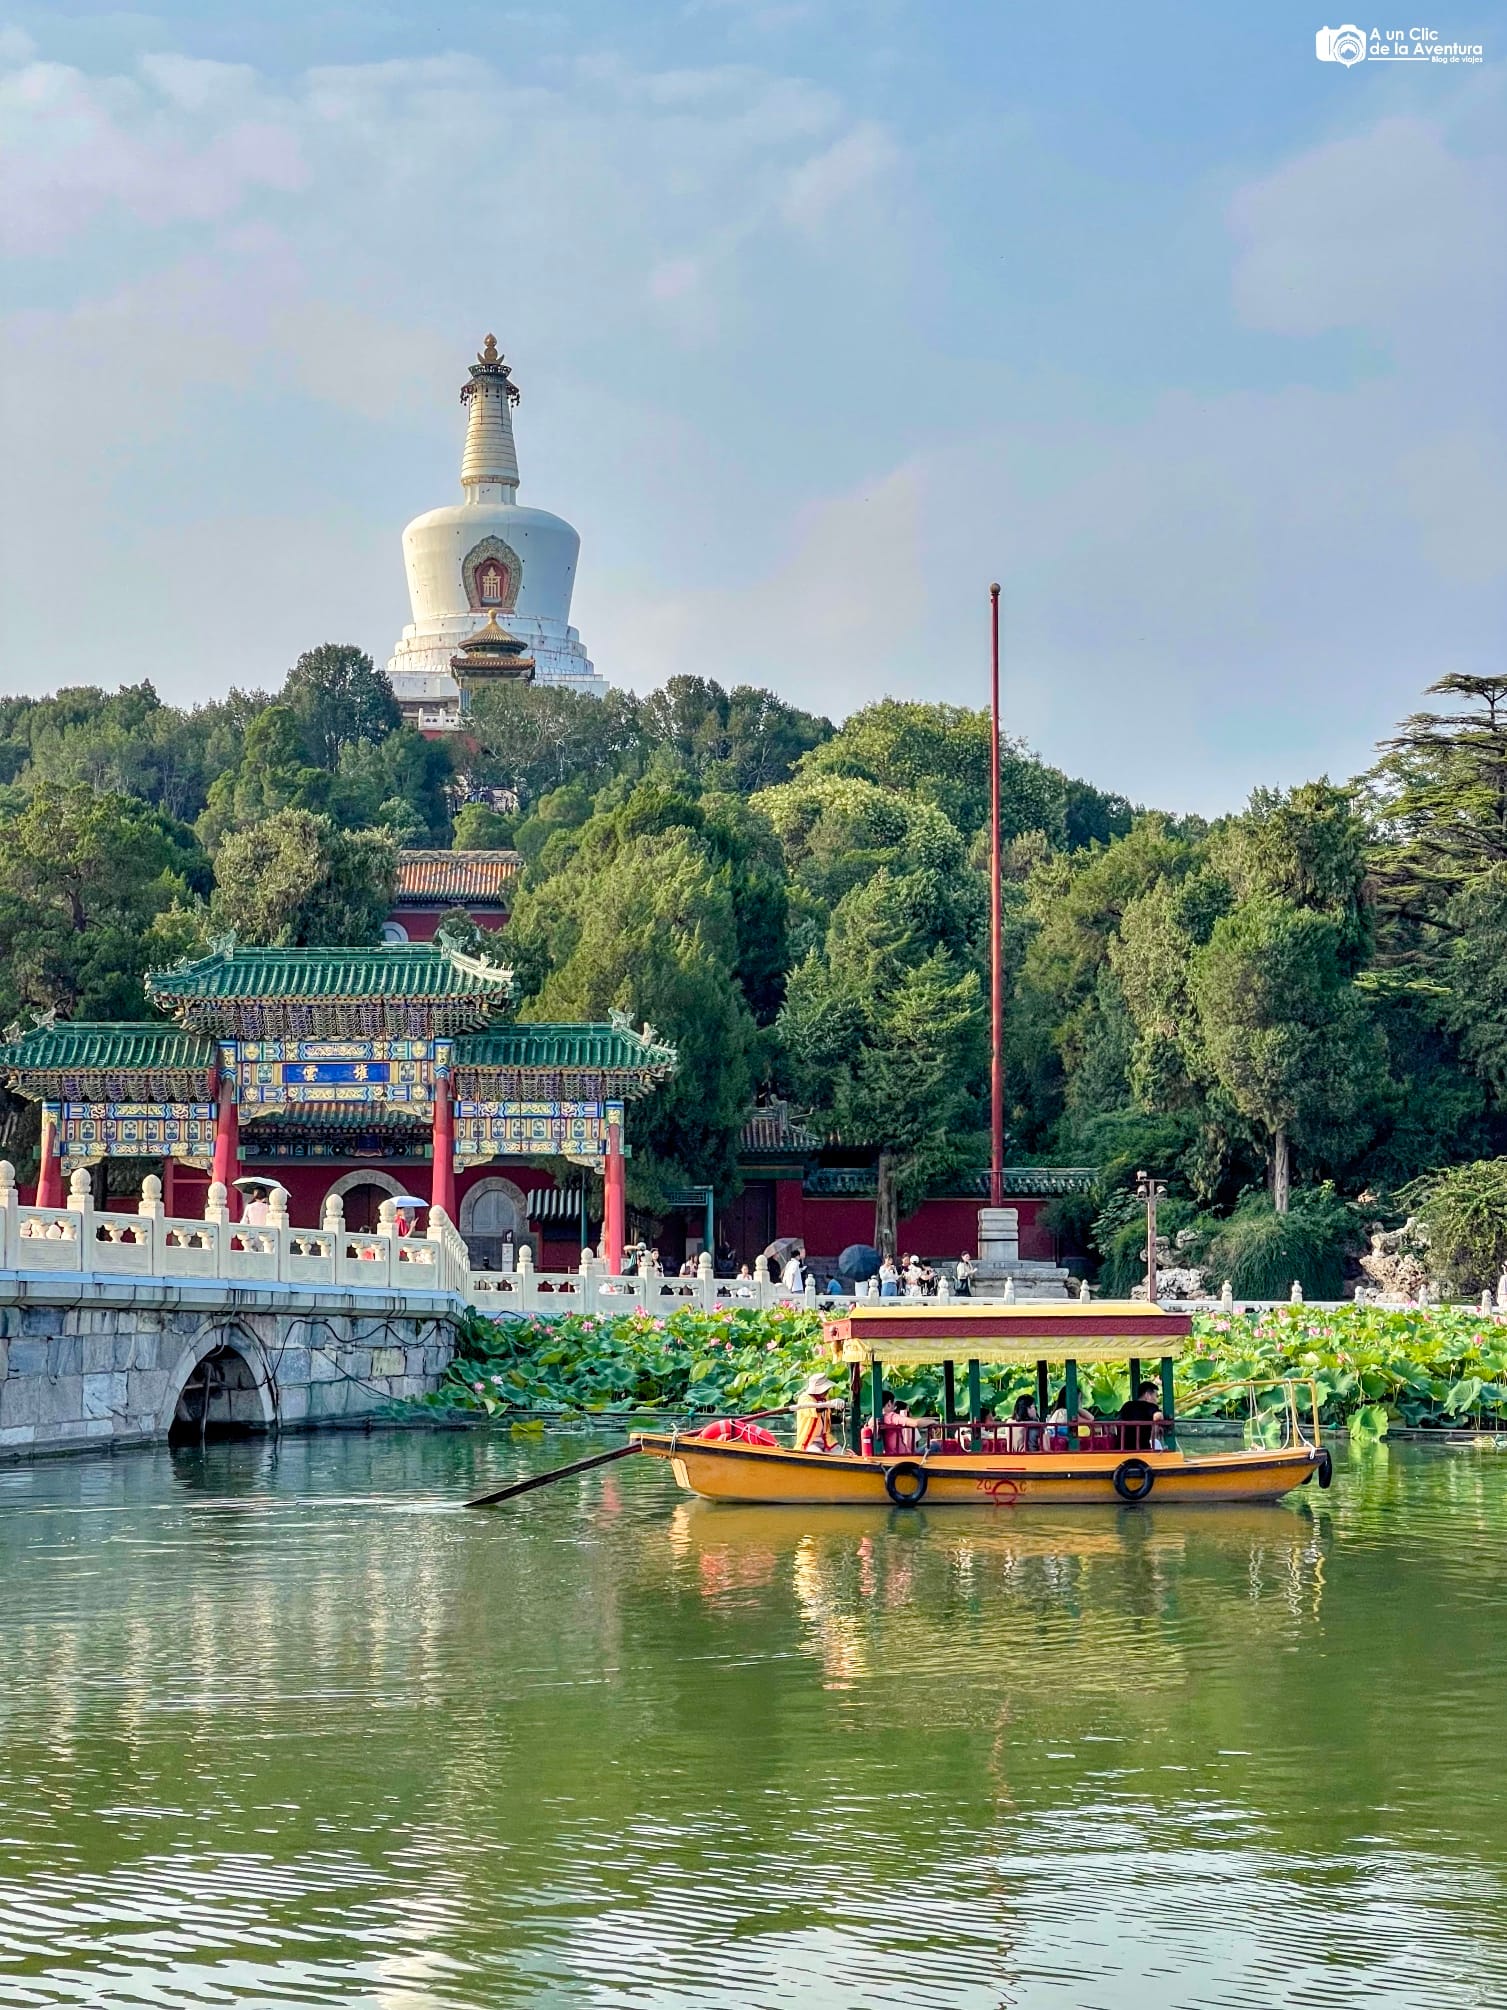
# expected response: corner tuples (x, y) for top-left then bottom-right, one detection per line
(0, 1435), (1503, 2006)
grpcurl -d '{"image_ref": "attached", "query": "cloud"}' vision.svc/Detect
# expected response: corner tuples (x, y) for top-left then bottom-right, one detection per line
(0, 52), (306, 253)
(782, 121), (898, 232)
(603, 462), (925, 704)
(0, 30), (1500, 821)
(1228, 106), (1506, 368)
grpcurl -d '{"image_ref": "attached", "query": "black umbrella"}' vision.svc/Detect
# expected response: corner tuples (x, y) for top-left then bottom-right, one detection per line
(838, 1243), (881, 1282)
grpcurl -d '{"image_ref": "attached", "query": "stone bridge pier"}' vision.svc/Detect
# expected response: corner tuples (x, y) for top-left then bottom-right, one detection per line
(0, 1279), (457, 1454)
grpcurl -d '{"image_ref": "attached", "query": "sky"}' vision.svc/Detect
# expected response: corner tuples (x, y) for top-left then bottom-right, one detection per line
(0, 1), (1503, 814)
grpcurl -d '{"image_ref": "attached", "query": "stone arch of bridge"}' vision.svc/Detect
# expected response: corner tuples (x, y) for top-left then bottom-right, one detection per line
(163, 1320), (278, 1445)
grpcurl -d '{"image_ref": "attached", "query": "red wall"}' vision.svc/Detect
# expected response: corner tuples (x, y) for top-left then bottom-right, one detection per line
(768, 1181), (1056, 1264)
(387, 906), (506, 942)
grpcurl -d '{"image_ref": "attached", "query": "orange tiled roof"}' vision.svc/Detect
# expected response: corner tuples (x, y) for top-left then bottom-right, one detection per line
(394, 849), (522, 907)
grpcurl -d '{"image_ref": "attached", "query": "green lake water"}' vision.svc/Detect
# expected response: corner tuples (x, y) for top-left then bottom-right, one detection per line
(1, 1430), (1504, 2008)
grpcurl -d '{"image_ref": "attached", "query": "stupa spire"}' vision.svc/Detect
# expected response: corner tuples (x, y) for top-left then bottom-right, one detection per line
(459, 334), (521, 501)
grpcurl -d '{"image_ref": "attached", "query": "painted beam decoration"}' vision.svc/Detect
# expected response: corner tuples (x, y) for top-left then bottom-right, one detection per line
(59, 1102), (218, 1173)
(454, 1098), (623, 1166)
(233, 1038), (434, 1108)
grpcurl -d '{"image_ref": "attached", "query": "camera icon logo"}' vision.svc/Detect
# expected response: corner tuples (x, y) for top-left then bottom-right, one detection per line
(1315, 24), (1368, 64)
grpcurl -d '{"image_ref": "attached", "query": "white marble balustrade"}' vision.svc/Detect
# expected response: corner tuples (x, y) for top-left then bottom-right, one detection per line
(0, 1165), (825, 1316)
(0, 1165), (472, 1301)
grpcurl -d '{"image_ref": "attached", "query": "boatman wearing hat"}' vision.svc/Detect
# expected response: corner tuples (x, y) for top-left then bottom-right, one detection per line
(795, 1372), (840, 1454)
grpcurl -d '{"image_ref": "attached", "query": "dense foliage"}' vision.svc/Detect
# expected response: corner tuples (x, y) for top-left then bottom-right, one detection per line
(7, 650), (1507, 1281)
(427, 1303), (1507, 1433)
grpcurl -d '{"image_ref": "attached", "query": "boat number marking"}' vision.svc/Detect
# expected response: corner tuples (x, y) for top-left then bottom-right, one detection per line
(976, 1476), (1022, 1506)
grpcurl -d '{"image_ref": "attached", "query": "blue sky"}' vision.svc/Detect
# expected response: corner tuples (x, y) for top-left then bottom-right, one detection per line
(1, 0), (1502, 810)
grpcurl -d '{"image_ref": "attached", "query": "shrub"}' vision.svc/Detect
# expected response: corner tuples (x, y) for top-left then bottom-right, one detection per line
(1398, 1156), (1507, 1295)
(1196, 1185), (1360, 1300)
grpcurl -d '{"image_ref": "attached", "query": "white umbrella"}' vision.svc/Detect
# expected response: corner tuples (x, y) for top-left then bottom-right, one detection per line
(389, 1195), (429, 1211)
(232, 1175), (281, 1192)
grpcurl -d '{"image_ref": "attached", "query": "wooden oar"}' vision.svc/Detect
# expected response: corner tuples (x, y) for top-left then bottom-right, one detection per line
(465, 1442), (640, 1508)
(463, 1404), (804, 1509)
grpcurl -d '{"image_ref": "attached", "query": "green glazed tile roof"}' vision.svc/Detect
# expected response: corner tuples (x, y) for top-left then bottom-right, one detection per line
(148, 943), (514, 1004)
(243, 1102), (428, 1131)
(0, 1021), (216, 1075)
(456, 1023), (677, 1073)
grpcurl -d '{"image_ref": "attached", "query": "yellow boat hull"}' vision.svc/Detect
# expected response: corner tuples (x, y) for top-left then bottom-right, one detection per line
(635, 1435), (1326, 1506)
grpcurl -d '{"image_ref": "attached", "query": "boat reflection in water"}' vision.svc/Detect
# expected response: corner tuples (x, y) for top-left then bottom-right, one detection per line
(662, 1495), (1327, 1693)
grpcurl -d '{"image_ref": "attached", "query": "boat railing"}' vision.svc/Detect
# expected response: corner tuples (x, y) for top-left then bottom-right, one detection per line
(1178, 1378), (1322, 1450)
(882, 1417), (1175, 1457)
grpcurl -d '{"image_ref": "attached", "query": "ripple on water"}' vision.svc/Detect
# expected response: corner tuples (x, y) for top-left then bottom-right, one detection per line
(0, 1435), (1505, 2007)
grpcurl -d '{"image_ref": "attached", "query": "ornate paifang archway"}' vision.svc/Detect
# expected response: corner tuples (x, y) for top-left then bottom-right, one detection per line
(461, 535), (523, 613)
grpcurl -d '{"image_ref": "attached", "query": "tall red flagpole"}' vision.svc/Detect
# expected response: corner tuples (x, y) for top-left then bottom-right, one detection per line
(989, 582), (1004, 1209)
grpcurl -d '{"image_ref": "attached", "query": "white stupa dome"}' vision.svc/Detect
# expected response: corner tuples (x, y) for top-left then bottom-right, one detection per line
(386, 336), (604, 725)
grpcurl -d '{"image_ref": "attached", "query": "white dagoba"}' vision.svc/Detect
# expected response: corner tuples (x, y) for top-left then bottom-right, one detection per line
(385, 336), (604, 727)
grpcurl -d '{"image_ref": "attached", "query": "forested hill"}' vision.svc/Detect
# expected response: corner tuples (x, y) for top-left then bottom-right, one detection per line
(5, 649), (1507, 1294)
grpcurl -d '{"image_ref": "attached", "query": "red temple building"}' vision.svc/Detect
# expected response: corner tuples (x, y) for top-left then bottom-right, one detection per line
(0, 941), (674, 1273)
(383, 850), (521, 942)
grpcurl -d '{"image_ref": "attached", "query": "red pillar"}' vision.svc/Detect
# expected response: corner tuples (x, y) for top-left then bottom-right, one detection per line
(989, 581), (1004, 1210)
(211, 1075), (239, 1216)
(431, 1069), (457, 1221)
(162, 1156), (177, 1216)
(603, 1110), (625, 1274)
(36, 1106), (63, 1209)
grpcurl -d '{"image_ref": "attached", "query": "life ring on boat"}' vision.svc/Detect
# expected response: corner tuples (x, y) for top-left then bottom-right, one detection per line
(884, 1461), (929, 1507)
(1112, 1458), (1155, 1503)
(1315, 1447), (1333, 1489)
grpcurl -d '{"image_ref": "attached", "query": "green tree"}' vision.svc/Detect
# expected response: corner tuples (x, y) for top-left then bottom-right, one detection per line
(779, 943), (985, 1253)
(465, 682), (647, 805)
(327, 728), (454, 840)
(798, 698), (1074, 842)
(0, 784), (207, 1022)
(1213, 780), (1371, 971)
(451, 803), (515, 848)
(1190, 896), (1376, 1211)
(283, 644), (400, 768)
(209, 809), (396, 946)
(512, 825), (757, 1204)
(196, 706), (327, 847)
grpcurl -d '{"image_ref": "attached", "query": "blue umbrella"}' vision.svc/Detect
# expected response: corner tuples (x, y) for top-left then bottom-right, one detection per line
(838, 1243), (881, 1282)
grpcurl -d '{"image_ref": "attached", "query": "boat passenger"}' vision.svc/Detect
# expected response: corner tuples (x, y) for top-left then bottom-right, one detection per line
(1009, 1392), (1041, 1453)
(794, 1372), (840, 1454)
(1046, 1388), (1073, 1452)
(1118, 1380), (1164, 1452)
(881, 1389), (915, 1455)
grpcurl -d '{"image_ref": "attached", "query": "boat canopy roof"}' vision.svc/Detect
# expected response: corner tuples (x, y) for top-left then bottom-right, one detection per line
(827, 1302), (1190, 1368)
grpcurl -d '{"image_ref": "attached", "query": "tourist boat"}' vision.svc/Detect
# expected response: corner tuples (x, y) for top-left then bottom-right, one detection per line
(634, 1303), (1332, 1507)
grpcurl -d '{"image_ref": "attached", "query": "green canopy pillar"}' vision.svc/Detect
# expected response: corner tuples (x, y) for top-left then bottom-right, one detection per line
(1161, 1355), (1177, 1450)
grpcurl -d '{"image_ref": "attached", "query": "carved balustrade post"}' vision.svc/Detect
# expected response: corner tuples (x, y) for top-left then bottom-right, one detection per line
(68, 1168), (93, 1258)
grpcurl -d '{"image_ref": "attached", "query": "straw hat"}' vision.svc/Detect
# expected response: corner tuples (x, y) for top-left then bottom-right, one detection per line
(803, 1372), (834, 1396)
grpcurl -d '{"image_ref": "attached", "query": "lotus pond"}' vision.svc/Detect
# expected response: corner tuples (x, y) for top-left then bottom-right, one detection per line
(427, 1301), (1507, 1433)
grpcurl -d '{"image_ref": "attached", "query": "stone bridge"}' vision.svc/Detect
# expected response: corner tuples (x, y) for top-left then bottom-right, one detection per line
(0, 1165), (468, 1456)
(0, 1163), (819, 1457)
